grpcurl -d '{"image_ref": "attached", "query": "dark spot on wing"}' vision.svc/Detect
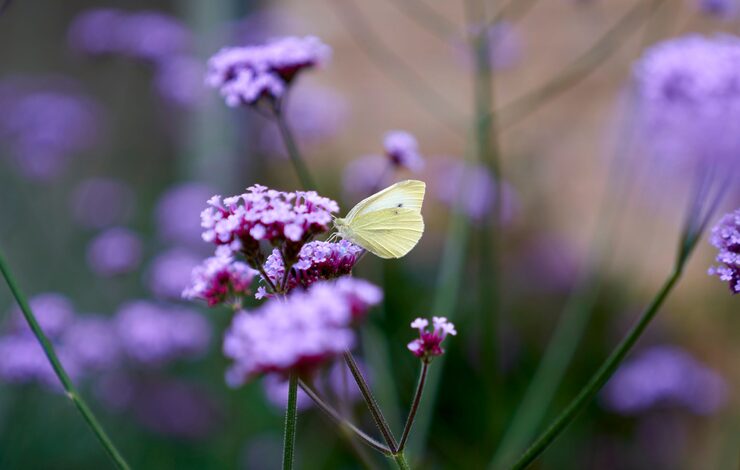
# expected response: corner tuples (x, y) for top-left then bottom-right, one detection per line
(397, 203), (403, 207)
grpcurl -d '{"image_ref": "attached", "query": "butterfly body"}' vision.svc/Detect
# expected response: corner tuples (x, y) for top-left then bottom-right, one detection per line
(334, 180), (426, 259)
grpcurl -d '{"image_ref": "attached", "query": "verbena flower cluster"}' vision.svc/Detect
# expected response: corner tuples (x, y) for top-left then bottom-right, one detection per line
(206, 36), (331, 107)
(384, 130), (424, 172)
(223, 278), (382, 385)
(708, 209), (740, 293)
(183, 253), (257, 306)
(0, 82), (100, 180)
(602, 346), (727, 415)
(200, 184), (339, 263)
(633, 34), (740, 170)
(408, 317), (457, 361)
(258, 240), (364, 298)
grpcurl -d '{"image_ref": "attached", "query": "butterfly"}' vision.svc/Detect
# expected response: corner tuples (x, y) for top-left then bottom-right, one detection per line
(332, 180), (426, 259)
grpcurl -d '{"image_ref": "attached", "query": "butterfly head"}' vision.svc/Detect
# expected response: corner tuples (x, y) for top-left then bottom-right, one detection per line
(332, 217), (351, 240)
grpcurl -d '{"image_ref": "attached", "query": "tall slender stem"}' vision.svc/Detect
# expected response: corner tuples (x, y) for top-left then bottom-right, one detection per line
(0, 250), (130, 470)
(398, 361), (429, 451)
(282, 372), (299, 470)
(510, 263), (686, 469)
(344, 351), (398, 452)
(274, 110), (317, 190)
(298, 379), (391, 455)
(392, 452), (412, 470)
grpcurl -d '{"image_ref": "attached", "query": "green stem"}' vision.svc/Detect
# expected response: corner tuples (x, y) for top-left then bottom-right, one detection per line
(344, 351), (398, 452)
(282, 372), (299, 470)
(0, 251), (130, 470)
(398, 361), (429, 451)
(510, 262), (686, 469)
(392, 452), (412, 470)
(274, 109), (318, 190)
(298, 379), (392, 455)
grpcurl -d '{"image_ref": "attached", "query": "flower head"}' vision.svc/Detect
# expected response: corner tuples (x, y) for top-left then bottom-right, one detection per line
(383, 130), (424, 172)
(86, 227), (143, 277)
(183, 253), (257, 307)
(633, 35), (740, 171)
(708, 209), (740, 293)
(206, 36), (331, 107)
(602, 346), (727, 415)
(407, 316), (457, 361)
(199, 184), (339, 263)
(259, 240), (364, 296)
(223, 278), (381, 386)
(114, 300), (211, 366)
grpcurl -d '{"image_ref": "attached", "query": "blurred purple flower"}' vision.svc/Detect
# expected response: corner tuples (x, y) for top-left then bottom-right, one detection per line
(633, 35), (740, 173)
(155, 182), (216, 249)
(96, 374), (221, 440)
(223, 278), (381, 386)
(384, 130), (424, 173)
(147, 248), (202, 300)
(115, 300), (211, 366)
(708, 208), (740, 293)
(61, 316), (121, 370)
(430, 157), (518, 222)
(7, 292), (75, 338)
(206, 36), (331, 107)
(0, 89), (100, 180)
(0, 335), (80, 387)
(696, 0), (738, 18)
(342, 155), (393, 201)
(602, 345), (727, 415)
(259, 240), (363, 297)
(183, 253), (257, 307)
(153, 55), (207, 108)
(86, 228), (143, 277)
(68, 9), (192, 64)
(70, 177), (136, 230)
(259, 84), (347, 157)
(200, 185), (339, 261)
(407, 317), (457, 361)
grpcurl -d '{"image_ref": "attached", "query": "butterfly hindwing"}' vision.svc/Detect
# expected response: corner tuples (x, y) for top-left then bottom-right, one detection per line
(348, 207), (424, 259)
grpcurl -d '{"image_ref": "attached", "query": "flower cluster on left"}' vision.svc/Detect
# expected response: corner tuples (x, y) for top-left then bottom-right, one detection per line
(183, 184), (377, 385)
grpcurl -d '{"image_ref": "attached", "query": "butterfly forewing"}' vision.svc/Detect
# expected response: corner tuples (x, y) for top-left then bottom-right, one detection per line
(345, 180), (425, 222)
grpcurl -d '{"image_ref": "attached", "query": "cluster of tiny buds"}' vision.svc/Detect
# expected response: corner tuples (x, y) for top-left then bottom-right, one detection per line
(407, 317), (457, 362)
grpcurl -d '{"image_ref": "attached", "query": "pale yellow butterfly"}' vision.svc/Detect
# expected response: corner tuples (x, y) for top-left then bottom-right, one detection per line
(333, 180), (426, 259)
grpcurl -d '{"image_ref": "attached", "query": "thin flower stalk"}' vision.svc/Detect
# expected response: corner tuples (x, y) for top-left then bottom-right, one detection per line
(398, 361), (429, 451)
(282, 372), (299, 470)
(0, 250), (130, 470)
(274, 106), (318, 190)
(344, 351), (399, 452)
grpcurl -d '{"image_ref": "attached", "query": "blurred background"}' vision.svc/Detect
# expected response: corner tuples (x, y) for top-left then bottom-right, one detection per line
(0, 0), (738, 468)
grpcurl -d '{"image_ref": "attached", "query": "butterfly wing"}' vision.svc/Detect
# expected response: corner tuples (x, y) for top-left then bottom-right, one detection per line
(347, 207), (424, 259)
(345, 180), (426, 222)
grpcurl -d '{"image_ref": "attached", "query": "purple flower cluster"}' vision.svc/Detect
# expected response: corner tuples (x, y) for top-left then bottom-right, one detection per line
(407, 317), (457, 361)
(602, 346), (727, 415)
(0, 293), (118, 388)
(384, 130), (425, 172)
(183, 253), (257, 307)
(114, 300), (211, 366)
(70, 178), (136, 229)
(708, 209), (740, 294)
(200, 185), (339, 262)
(223, 278), (381, 385)
(258, 240), (364, 297)
(86, 227), (143, 277)
(633, 35), (740, 171)
(697, 0), (738, 18)
(206, 36), (331, 107)
(68, 9), (192, 63)
(0, 85), (100, 181)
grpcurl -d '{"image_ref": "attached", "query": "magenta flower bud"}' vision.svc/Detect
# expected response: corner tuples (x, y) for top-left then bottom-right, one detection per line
(407, 316), (457, 362)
